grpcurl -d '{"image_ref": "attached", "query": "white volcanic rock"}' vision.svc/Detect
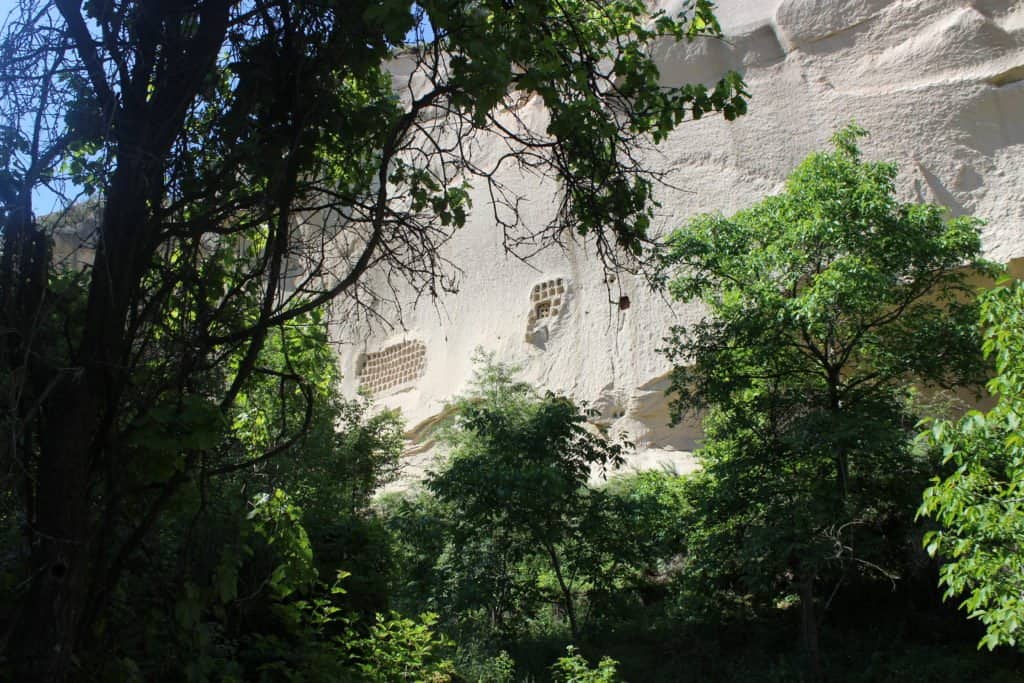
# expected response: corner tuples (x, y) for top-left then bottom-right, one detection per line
(774, 0), (892, 49)
(336, 0), (1024, 486)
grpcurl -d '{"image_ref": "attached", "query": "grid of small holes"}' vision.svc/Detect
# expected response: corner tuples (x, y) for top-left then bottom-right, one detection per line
(527, 278), (566, 332)
(358, 340), (427, 394)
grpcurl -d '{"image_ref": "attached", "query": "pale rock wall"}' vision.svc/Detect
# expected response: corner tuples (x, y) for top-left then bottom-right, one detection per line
(336, 0), (1024, 484)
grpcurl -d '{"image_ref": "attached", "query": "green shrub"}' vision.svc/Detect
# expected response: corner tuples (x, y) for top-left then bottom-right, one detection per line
(351, 612), (455, 683)
(551, 646), (621, 683)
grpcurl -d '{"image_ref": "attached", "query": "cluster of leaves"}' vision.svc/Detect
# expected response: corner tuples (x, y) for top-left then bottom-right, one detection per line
(423, 0), (747, 253)
(352, 611), (456, 683)
(920, 280), (1024, 650)
(427, 355), (630, 640)
(550, 645), (622, 683)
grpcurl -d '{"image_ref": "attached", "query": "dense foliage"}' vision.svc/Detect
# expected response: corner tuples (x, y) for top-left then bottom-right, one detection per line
(378, 348), (1024, 681)
(426, 359), (628, 641)
(381, 359), (708, 680)
(920, 280), (1024, 650)
(661, 125), (997, 679)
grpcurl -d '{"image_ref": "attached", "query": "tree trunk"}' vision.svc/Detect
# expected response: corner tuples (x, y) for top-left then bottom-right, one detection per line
(544, 541), (579, 641)
(797, 572), (823, 683)
(10, 383), (96, 681)
(8, 128), (153, 680)
(5, 5), (234, 677)
(1, 201), (97, 681)
(827, 368), (848, 506)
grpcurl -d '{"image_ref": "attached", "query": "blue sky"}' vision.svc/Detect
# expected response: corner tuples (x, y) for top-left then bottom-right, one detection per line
(1, 0), (63, 213)
(0, 0), (17, 26)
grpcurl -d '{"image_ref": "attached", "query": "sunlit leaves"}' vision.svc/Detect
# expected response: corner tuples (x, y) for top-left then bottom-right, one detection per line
(919, 281), (1024, 649)
(247, 488), (318, 598)
(664, 125), (993, 419)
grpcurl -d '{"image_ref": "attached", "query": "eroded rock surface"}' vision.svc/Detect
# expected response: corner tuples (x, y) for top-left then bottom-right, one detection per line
(336, 0), (1024, 484)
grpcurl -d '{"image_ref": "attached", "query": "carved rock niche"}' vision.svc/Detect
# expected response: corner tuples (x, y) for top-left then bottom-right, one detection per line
(525, 277), (567, 343)
(358, 339), (427, 395)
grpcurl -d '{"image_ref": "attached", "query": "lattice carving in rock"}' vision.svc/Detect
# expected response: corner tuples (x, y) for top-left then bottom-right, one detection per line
(526, 278), (567, 342)
(358, 340), (427, 395)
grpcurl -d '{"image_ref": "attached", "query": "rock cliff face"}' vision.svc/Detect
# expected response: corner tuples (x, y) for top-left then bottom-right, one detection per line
(335, 0), (1024, 480)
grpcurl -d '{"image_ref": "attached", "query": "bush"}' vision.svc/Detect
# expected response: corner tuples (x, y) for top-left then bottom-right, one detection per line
(551, 646), (621, 683)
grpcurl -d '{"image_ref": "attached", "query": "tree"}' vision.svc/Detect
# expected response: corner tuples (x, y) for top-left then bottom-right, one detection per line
(35, 307), (407, 680)
(426, 357), (627, 641)
(0, 0), (747, 676)
(919, 280), (1024, 651)
(661, 125), (993, 679)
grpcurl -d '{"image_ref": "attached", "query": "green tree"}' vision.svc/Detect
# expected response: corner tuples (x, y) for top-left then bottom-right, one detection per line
(426, 358), (627, 641)
(919, 280), (1024, 650)
(0, 0), (746, 676)
(661, 125), (993, 679)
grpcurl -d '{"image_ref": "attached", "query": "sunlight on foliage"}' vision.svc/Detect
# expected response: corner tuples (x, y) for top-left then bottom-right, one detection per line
(920, 281), (1024, 650)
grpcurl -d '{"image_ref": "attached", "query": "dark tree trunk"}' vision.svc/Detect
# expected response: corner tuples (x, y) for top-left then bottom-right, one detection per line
(827, 368), (848, 506)
(797, 572), (823, 683)
(544, 541), (579, 641)
(11, 384), (96, 681)
(7, 0), (231, 659)
(0, 200), (97, 681)
(8, 151), (152, 680)
(7, 82), (176, 671)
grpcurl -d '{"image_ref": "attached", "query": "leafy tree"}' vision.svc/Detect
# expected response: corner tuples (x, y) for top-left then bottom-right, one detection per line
(661, 125), (993, 679)
(919, 280), (1024, 650)
(0, 0), (747, 676)
(600, 469), (692, 570)
(426, 357), (627, 641)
